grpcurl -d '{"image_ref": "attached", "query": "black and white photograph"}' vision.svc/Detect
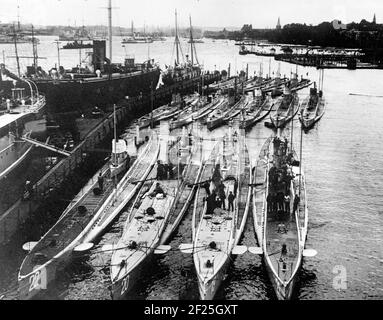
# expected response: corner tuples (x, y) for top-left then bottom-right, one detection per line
(0, 0), (382, 304)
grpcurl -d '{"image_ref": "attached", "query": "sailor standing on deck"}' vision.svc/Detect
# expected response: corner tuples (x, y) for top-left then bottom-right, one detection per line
(202, 181), (211, 196)
(228, 191), (235, 212)
(293, 194), (300, 214)
(206, 192), (217, 215)
(98, 172), (104, 191)
(219, 189), (227, 210)
(157, 160), (166, 180)
(284, 193), (291, 214)
(212, 164), (223, 188)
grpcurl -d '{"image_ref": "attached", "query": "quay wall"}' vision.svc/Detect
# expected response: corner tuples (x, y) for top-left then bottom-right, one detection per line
(0, 73), (221, 245)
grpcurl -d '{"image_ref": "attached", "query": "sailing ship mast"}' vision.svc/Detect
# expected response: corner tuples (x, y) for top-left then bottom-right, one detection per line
(189, 15), (199, 66)
(108, 0), (113, 68)
(113, 103), (118, 159)
(17, 5), (21, 32)
(189, 16), (194, 65)
(299, 113), (303, 197)
(175, 9), (180, 66)
(12, 25), (21, 77)
(54, 40), (61, 69)
(31, 25), (38, 74)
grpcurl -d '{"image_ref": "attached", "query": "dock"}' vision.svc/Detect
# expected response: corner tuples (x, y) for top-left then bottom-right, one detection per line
(239, 45), (383, 69)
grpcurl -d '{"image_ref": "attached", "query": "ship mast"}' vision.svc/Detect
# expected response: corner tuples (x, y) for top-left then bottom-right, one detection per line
(54, 40), (61, 69)
(113, 103), (117, 164)
(189, 15), (194, 65)
(12, 25), (21, 77)
(189, 15), (199, 66)
(31, 25), (38, 74)
(108, 0), (112, 65)
(299, 112), (303, 198)
(17, 5), (21, 31)
(175, 9), (180, 65)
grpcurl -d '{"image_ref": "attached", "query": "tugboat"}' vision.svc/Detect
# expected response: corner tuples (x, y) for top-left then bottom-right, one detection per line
(161, 12), (201, 86)
(121, 22), (153, 44)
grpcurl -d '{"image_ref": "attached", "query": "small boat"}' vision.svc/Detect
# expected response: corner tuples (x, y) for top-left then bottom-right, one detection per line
(244, 77), (273, 93)
(299, 84), (325, 130)
(261, 77), (290, 94)
(169, 98), (206, 131)
(256, 132), (311, 300)
(208, 77), (236, 91)
(224, 95), (249, 122)
(81, 131), (160, 244)
(270, 87), (299, 128)
(110, 128), (194, 299)
(135, 94), (185, 129)
(190, 130), (251, 299)
(206, 96), (245, 130)
(17, 131), (157, 299)
(207, 76), (247, 94)
(188, 39), (204, 43)
(193, 96), (225, 121)
(62, 40), (93, 49)
(252, 137), (272, 246)
(239, 90), (273, 130)
(160, 129), (204, 243)
(121, 35), (153, 44)
(121, 22), (153, 44)
(290, 78), (312, 92)
(191, 141), (220, 239)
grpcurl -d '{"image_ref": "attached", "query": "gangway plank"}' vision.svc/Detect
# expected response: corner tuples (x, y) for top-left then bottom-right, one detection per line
(20, 136), (71, 157)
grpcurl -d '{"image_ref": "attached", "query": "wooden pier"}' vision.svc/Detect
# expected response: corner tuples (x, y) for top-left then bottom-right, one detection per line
(0, 72), (221, 245)
(239, 46), (383, 70)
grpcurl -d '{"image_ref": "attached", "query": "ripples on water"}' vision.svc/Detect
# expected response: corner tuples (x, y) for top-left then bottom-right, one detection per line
(0, 38), (382, 300)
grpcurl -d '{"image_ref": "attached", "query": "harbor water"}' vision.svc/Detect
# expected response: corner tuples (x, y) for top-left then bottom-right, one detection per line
(0, 37), (382, 300)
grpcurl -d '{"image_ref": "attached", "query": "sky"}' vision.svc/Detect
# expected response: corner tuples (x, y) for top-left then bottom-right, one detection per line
(1, 0), (383, 29)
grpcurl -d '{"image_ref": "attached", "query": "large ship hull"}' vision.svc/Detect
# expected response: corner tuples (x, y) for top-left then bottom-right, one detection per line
(0, 97), (46, 181)
(0, 139), (33, 181)
(34, 69), (161, 113)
